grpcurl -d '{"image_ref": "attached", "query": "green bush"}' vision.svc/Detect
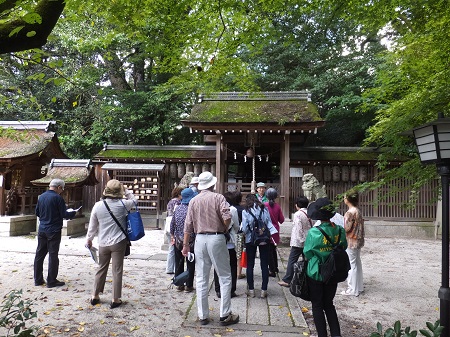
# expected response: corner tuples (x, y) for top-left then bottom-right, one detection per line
(370, 320), (443, 337)
(0, 290), (37, 337)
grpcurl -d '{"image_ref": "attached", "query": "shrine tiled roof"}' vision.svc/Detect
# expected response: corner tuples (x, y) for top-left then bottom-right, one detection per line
(182, 91), (324, 133)
(0, 129), (55, 159)
(95, 145), (216, 162)
(31, 159), (98, 186)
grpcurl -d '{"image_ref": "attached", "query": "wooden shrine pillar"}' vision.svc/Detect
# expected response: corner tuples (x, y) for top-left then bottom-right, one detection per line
(215, 133), (224, 193)
(280, 132), (291, 220)
(0, 175), (4, 216)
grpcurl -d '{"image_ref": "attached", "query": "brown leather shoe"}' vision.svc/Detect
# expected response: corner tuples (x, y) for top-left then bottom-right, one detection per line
(220, 313), (239, 326)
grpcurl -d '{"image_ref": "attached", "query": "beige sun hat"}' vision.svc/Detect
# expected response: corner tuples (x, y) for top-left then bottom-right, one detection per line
(197, 171), (217, 190)
(103, 179), (125, 198)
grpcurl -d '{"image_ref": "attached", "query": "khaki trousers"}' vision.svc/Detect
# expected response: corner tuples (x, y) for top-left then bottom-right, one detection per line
(93, 239), (127, 300)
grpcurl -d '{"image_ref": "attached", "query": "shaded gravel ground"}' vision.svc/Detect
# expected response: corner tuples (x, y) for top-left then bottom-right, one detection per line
(0, 233), (442, 337)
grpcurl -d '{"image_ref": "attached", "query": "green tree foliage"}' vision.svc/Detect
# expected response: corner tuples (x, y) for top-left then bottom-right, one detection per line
(340, 1), (450, 151)
(2, 0), (319, 157)
(354, 1), (450, 185)
(1, 0), (449, 190)
(240, 3), (386, 146)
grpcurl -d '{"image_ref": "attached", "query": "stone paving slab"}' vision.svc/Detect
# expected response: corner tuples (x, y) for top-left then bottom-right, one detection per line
(183, 253), (308, 335)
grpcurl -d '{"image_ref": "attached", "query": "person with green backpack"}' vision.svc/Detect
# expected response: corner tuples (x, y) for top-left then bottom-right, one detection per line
(304, 197), (348, 337)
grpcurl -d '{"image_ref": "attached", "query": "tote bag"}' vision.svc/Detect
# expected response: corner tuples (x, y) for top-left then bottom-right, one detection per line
(289, 259), (310, 301)
(122, 201), (145, 241)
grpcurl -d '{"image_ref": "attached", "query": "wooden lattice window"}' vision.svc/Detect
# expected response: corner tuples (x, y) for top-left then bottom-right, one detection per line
(113, 170), (160, 211)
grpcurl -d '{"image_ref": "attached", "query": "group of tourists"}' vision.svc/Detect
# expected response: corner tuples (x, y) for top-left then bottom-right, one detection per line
(33, 173), (364, 336)
(162, 173), (365, 334)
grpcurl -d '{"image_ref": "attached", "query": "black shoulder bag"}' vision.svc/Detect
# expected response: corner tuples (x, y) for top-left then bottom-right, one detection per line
(103, 200), (131, 256)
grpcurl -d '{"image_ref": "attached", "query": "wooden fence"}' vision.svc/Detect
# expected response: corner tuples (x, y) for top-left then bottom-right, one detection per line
(289, 165), (438, 220)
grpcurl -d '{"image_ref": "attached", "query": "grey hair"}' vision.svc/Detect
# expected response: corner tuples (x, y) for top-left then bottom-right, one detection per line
(49, 178), (65, 188)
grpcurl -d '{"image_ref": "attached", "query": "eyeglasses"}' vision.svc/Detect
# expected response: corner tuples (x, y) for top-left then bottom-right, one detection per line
(59, 186), (64, 191)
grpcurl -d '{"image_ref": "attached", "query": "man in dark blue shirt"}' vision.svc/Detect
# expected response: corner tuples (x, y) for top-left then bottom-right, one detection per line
(34, 179), (76, 288)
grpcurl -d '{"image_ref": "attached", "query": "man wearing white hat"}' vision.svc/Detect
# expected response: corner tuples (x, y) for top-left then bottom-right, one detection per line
(182, 171), (239, 326)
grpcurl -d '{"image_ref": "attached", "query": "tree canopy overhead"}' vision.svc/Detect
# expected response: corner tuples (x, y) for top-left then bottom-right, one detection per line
(0, 0), (449, 193)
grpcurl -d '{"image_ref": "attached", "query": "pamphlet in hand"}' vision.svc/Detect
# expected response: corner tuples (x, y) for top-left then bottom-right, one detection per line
(85, 244), (99, 264)
(67, 206), (82, 213)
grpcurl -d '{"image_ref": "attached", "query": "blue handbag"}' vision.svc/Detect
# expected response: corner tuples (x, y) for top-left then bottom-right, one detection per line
(122, 201), (145, 241)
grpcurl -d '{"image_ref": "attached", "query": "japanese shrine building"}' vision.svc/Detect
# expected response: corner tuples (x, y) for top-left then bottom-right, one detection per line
(91, 91), (438, 238)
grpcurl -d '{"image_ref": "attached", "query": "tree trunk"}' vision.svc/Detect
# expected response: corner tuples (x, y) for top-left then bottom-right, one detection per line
(0, 0), (66, 54)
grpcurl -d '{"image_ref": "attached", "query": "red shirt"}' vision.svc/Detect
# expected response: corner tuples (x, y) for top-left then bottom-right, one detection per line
(264, 202), (285, 244)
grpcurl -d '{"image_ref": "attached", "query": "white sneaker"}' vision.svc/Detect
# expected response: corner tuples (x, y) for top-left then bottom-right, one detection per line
(260, 290), (268, 298)
(247, 289), (255, 298)
(340, 289), (357, 296)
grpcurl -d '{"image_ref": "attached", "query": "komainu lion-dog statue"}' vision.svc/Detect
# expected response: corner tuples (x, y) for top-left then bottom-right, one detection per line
(302, 173), (327, 201)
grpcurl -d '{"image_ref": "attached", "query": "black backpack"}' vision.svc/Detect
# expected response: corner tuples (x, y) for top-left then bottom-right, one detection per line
(247, 209), (271, 245)
(317, 226), (350, 284)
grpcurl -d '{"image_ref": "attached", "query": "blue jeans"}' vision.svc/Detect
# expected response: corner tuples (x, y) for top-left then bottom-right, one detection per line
(307, 277), (341, 337)
(34, 231), (62, 285)
(282, 246), (304, 283)
(245, 243), (270, 291)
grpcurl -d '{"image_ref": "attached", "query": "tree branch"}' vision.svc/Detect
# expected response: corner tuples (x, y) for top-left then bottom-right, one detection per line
(0, 0), (66, 54)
